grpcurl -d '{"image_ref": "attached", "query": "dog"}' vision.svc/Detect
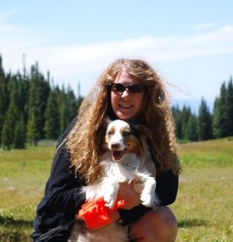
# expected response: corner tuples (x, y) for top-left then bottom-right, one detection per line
(68, 119), (158, 242)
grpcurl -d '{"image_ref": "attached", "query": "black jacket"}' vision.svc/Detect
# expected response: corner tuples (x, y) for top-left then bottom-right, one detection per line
(32, 117), (179, 241)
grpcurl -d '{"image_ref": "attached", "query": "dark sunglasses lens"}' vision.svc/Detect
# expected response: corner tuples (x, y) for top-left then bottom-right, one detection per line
(112, 83), (125, 92)
(111, 83), (145, 93)
(128, 85), (145, 93)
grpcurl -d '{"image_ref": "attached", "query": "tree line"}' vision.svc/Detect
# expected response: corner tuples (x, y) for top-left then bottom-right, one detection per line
(0, 54), (233, 149)
(172, 77), (233, 142)
(0, 55), (84, 149)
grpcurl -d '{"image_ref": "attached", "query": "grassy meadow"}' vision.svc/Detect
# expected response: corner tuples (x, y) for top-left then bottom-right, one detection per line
(0, 138), (233, 241)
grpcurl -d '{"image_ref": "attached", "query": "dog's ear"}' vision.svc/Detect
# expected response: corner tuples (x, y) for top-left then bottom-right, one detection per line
(103, 117), (112, 126)
(134, 124), (152, 147)
(134, 124), (150, 135)
(134, 124), (156, 177)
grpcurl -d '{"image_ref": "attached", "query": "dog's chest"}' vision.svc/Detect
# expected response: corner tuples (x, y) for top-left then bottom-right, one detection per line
(100, 160), (138, 182)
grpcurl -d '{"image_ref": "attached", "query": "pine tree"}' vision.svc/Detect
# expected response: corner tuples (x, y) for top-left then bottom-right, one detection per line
(1, 115), (13, 150)
(172, 106), (182, 139)
(57, 85), (70, 136)
(212, 83), (229, 138)
(27, 63), (50, 141)
(14, 114), (26, 149)
(226, 77), (233, 136)
(44, 89), (60, 139)
(181, 105), (192, 140)
(1, 74), (23, 149)
(1, 98), (18, 149)
(58, 85), (82, 136)
(27, 110), (40, 145)
(185, 115), (198, 141)
(197, 98), (212, 140)
(36, 72), (50, 138)
(0, 57), (9, 146)
(18, 72), (30, 124)
(64, 87), (79, 123)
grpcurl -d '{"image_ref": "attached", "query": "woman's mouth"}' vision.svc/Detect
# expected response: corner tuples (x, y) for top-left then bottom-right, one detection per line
(119, 103), (133, 108)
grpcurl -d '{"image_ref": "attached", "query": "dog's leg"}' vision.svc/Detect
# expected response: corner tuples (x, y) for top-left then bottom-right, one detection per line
(102, 178), (119, 209)
(140, 177), (157, 207)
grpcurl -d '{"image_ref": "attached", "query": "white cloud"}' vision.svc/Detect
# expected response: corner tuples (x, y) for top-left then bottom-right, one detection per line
(38, 25), (233, 76)
(1, 24), (233, 96)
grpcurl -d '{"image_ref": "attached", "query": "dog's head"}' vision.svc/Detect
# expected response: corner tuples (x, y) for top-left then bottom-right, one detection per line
(104, 119), (142, 161)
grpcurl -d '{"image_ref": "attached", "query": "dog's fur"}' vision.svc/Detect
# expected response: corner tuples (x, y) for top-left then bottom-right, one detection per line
(68, 119), (158, 242)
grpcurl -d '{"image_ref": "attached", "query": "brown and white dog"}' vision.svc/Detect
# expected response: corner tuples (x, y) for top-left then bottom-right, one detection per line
(69, 119), (158, 242)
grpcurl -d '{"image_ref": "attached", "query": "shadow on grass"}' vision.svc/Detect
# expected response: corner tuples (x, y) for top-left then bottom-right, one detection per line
(178, 218), (208, 228)
(0, 215), (32, 228)
(0, 216), (32, 242)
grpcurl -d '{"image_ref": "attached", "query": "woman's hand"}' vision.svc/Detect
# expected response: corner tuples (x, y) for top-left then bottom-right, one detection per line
(117, 182), (141, 210)
(108, 182), (141, 224)
(76, 182), (142, 229)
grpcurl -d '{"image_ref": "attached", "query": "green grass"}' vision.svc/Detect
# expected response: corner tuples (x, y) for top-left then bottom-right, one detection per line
(0, 138), (233, 241)
(0, 145), (55, 242)
(172, 138), (233, 241)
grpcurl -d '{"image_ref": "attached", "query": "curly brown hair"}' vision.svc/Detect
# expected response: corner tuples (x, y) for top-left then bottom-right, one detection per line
(66, 58), (181, 184)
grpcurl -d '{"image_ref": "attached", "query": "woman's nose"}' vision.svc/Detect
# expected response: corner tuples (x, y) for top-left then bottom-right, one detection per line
(121, 89), (131, 97)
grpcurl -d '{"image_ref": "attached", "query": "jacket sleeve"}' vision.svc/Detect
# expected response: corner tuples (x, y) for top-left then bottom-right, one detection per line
(45, 117), (86, 214)
(155, 169), (179, 205)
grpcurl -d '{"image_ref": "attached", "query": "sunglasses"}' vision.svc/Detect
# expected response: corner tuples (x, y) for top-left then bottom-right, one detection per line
(110, 83), (146, 94)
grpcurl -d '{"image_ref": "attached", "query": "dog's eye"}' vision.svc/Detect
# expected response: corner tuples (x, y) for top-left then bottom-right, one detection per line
(122, 131), (131, 137)
(107, 131), (113, 137)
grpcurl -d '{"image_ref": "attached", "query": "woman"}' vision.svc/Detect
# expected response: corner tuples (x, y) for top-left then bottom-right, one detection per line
(31, 58), (181, 242)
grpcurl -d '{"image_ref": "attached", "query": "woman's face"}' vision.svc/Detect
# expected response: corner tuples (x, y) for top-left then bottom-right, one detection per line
(110, 69), (145, 121)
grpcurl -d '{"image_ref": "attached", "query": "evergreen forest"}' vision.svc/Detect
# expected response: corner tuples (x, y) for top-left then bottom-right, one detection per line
(0, 55), (84, 149)
(0, 54), (233, 150)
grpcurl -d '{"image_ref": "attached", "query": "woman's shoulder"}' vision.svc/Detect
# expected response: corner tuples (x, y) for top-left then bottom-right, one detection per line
(57, 116), (78, 147)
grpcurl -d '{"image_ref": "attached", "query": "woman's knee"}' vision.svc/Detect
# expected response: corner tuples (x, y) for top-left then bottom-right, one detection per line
(129, 207), (178, 242)
(154, 206), (178, 230)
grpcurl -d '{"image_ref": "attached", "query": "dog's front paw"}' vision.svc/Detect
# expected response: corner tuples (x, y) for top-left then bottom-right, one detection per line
(104, 198), (115, 209)
(141, 191), (153, 207)
(140, 178), (156, 207)
(103, 183), (119, 209)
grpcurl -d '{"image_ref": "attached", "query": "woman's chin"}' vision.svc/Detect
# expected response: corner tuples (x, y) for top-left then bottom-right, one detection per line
(116, 113), (133, 121)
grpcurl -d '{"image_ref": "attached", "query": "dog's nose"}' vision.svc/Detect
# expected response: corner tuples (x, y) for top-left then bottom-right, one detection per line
(111, 143), (120, 149)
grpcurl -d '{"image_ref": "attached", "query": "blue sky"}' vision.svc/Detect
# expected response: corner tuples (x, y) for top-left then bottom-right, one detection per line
(1, 0), (233, 108)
